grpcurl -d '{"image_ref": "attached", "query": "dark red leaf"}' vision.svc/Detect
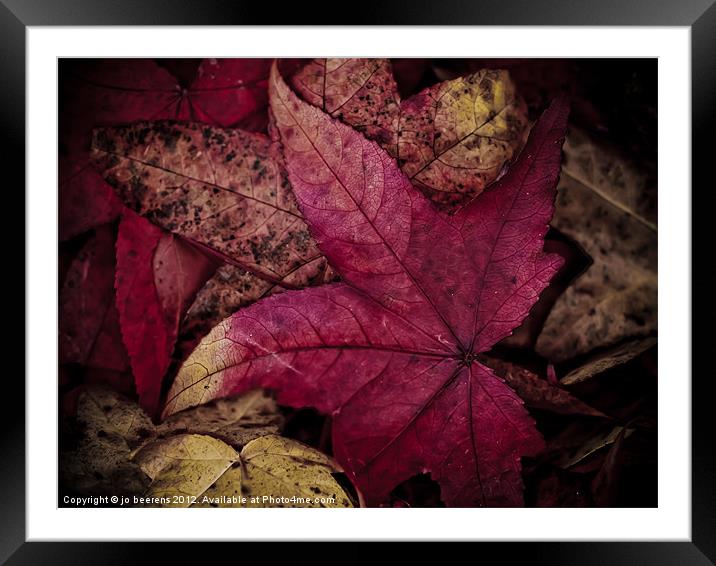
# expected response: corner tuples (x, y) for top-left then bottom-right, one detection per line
(482, 357), (606, 418)
(115, 211), (215, 415)
(59, 224), (129, 372)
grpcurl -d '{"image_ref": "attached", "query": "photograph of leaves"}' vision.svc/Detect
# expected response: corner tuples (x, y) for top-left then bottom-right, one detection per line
(59, 57), (657, 508)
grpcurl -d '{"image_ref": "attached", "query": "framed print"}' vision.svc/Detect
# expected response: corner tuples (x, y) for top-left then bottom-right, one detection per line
(6, 0), (714, 561)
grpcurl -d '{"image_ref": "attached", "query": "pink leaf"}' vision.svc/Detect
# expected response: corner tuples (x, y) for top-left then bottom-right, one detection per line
(163, 64), (569, 507)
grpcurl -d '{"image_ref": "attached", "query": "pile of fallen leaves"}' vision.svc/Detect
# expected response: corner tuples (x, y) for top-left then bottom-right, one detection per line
(59, 58), (657, 508)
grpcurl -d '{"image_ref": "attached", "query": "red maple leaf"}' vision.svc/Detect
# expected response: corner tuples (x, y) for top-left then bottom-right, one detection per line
(162, 65), (569, 507)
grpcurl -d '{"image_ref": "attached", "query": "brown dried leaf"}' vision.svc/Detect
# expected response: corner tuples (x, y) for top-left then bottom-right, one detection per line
(554, 425), (634, 469)
(591, 427), (627, 506)
(561, 337), (657, 385)
(156, 389), (283, 449)
(60, 386), (153, 496)
(537, 128), (657, 362)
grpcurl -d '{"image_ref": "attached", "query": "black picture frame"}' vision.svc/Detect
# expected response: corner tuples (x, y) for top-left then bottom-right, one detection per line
(5, 0), (713, 561)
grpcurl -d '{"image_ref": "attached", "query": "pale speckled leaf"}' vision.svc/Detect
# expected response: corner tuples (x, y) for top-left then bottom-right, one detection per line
(60, 386), (154, 496)
(291, 59), (528, 205)
(156, 389), (283, 449)
(537, 128), (657, 362)
(397, 69), (528, 204)
(290, 58), (400, 148)
(133, 434), (353, 508)
(561, 337), (657, 385)
(91, 122), (325, 288)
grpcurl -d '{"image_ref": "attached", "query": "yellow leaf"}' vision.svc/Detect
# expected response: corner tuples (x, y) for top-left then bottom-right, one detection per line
(133, 434), (239, 507)
(133, 434), (354, 508)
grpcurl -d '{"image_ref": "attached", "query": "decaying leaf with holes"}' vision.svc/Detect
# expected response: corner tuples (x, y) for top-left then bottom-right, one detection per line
(133, 434), (354, 507)
(537, 128), (657, 362)
(156, 389), (283, 449)
(60, 387), (154, 496)
(291, 58), (529, 206)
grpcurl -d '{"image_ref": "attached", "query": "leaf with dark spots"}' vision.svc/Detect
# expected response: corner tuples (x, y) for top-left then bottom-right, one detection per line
(92, 121), (328, 292)
(59, 224), (129, 372)
(59, 58), (271, 240)
(115, 211), (216, 416)
(481, 356), (606, 417)
(162, 64), (569, 507)
(290, 58), (400, 147)
(291, 58), (529, 206)
(396, 69), (529, 204)
(536, 128), (657, 362)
